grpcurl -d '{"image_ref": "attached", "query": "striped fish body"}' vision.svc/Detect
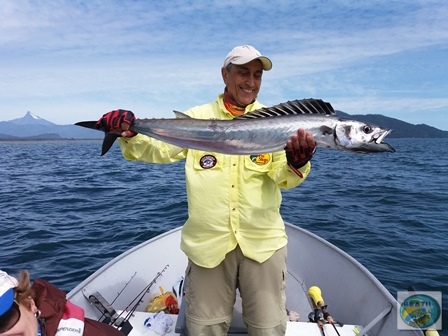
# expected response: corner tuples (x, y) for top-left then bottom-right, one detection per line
(132, 113), (341, 154)
(76, 99), (395, 155)
(132, 99), (394, 154)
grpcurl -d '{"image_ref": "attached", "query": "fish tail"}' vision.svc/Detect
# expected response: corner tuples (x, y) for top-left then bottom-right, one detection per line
(101, 133), (120, 156)
(75, 121), (98, 129)
(75, 121), (119, 156)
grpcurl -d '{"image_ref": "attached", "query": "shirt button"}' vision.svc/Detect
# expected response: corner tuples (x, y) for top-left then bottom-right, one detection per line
(233, 163), (236, 166)
(232, 208), (236, 211)
(231, 185), (235, 188)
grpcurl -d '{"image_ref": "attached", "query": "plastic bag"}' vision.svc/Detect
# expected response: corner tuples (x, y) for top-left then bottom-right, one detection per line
(146, 286), (179, 314)
(144, 311), (173, 335)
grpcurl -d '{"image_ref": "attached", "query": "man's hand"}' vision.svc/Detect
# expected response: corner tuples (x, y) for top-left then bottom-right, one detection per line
(285, 129), (316, 169)
(95, 109), (136, 137)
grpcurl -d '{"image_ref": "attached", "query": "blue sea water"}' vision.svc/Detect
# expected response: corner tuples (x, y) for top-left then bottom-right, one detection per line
(1, 138), (447, 333)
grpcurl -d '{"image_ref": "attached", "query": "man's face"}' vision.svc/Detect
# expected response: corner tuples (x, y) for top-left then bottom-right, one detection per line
(222, 59), (264, 107)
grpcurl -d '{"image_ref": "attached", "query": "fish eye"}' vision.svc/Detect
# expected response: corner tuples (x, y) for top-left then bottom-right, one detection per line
(362, 125), (373, 134)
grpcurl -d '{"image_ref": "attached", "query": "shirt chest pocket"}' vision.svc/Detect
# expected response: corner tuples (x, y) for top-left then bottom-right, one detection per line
(244, 154), (273, 174)
(191, 151), (225, 171)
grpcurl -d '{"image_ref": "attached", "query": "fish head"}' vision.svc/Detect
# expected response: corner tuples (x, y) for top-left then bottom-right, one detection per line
(334, 120), (395, 153)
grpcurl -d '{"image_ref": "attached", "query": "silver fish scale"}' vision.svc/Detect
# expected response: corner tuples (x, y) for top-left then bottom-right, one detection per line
(218, 114), (339, 153)
(77, 98), (395, 155)
(134, 113), (340, 155)
(183, 100), (393, 154)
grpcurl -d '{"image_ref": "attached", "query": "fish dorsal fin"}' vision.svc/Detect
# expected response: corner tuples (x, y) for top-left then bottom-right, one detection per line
(236, 98), (335, 119)
(173, 111), (192, 119)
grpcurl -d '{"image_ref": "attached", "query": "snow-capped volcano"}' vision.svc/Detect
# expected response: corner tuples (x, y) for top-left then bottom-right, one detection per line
(0, 111), (104, 139)
(8, 111), (55, 126)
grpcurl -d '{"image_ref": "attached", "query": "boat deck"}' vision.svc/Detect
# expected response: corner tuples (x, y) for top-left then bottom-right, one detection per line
(120, 310), (361, 336)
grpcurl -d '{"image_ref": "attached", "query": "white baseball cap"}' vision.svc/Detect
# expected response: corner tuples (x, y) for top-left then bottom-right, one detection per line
(0, 270), (18, 316)
(223, 45), (272, 71)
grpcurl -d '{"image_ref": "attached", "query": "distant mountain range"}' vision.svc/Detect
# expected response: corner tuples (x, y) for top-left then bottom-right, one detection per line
(0, 112), (102, 140)
(1, 110), (447, 140)
(336, 111), (448, 138)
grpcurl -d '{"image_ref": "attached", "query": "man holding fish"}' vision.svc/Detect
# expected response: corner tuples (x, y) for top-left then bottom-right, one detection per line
(96, 45), (316, 336)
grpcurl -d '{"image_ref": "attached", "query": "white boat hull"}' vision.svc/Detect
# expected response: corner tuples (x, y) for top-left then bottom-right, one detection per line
(68, 223), (423, 335)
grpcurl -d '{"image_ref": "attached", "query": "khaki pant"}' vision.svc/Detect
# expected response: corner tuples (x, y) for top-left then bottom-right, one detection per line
(184, 245), (287, 336)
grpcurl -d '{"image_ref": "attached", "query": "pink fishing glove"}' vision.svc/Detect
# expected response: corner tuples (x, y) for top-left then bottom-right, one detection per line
(96, 109), (136, 135)
(285, 145), (316, 169)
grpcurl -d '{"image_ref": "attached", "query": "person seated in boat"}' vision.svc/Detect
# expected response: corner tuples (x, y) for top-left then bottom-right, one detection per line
(95, 45), (316, 336)
(0, 269), (124, 336)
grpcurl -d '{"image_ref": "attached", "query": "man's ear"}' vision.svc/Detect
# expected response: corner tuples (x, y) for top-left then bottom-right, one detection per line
(221, 67), (228, 85)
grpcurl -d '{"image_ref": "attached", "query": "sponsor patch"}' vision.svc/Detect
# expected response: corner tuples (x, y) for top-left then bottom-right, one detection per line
(397, 291), (442, 330)
(250, 154), (271, 165)
(199, 155), (217, 169)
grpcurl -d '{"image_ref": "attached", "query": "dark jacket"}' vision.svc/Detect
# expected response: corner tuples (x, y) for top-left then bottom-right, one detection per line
(32, 279), (124, 336)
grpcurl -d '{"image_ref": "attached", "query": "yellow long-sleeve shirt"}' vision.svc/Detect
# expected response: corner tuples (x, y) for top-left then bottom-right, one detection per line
(118, 94), (311, 268)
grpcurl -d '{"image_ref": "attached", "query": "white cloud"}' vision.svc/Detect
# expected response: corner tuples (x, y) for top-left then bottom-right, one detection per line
(0, 0), (447, 130)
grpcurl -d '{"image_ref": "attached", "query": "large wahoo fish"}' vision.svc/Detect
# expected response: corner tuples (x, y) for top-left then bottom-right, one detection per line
(76, 98), (395, 155)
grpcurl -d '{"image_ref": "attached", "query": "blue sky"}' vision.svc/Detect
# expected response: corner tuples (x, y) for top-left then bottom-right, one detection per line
(1, 0), (447, 130)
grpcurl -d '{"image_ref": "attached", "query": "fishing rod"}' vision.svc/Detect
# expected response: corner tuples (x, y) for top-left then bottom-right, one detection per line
(84, 267), (168, 335)
(117, 265), (170, 323)
(85, 271), (138, 323)
(307, 305), (326, 336)
(314, 307), (327, 336)
(111, 271), (137, 305)
(308, 286), (341, 336)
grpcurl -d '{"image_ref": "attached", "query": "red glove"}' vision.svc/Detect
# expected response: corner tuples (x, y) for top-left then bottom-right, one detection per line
(285, 145), (316, 169)
(95, 109), (135, 133)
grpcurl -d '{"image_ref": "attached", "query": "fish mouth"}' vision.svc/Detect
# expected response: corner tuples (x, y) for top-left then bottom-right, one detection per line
(372, 129), (395, 152)
(375, 129), (391, 144)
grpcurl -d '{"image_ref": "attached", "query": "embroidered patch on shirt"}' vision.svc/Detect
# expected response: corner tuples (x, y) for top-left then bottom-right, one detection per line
(250, 154), (271, 165)
(199, 155), (217, 169)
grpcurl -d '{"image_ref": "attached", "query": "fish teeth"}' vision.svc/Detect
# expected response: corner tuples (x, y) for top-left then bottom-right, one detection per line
(376, 130), (392, 144)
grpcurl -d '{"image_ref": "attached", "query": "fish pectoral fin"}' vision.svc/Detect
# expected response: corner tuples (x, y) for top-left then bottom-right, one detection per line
(173, 111), (191, 119)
